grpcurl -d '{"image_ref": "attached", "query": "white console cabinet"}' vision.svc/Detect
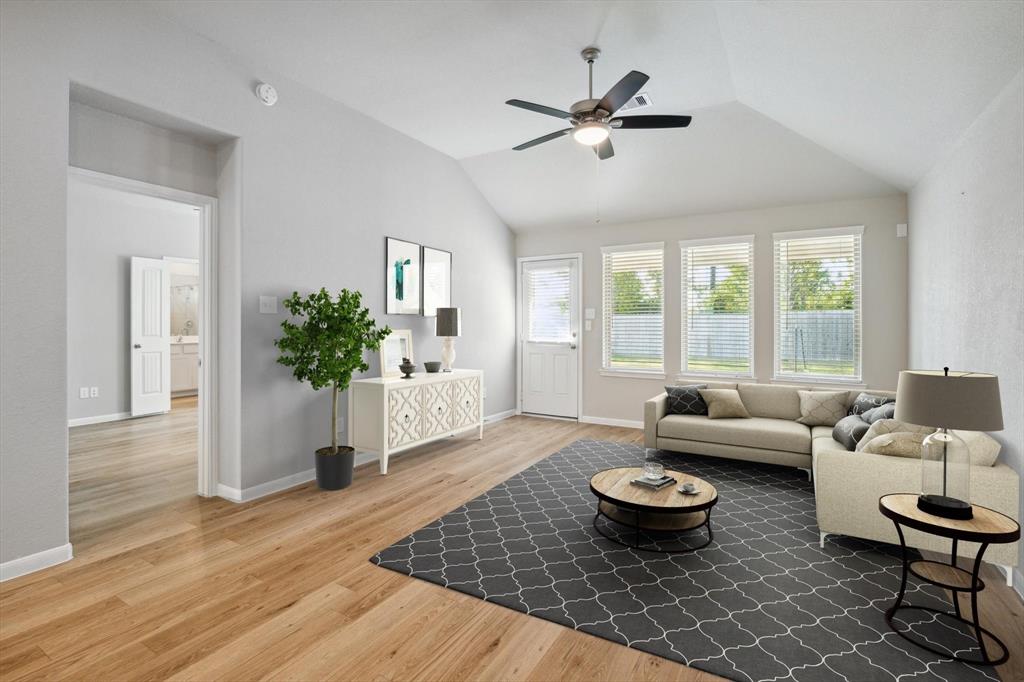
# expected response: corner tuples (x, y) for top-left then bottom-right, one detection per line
(348, 369), (483, 474)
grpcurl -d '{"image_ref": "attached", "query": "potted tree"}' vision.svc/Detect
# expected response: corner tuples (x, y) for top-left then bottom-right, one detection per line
(276, 288), (390, 490)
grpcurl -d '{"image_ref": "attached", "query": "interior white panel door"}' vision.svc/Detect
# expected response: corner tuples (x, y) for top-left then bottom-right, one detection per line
(521, 258), (579, 418)
(130, 256), (171, 416)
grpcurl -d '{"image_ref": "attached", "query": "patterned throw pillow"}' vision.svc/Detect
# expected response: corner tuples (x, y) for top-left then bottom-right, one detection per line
(698, 389), (751, 419)
(664, 384), (708, 416)
(796, 390), (849, 427)
(862, 402), (896, 424)
(832, 414), (870, 450)
(855, 419), (935, 451)
(848, 392), (895, 417)
(862, 432), (928, 459)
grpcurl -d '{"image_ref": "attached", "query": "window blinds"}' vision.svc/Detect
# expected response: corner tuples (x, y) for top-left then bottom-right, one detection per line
(524, 263), (571, 343)
(681, 238), (754, 376)
(601, 244), (664, 372)
(774, 228), (862, 380)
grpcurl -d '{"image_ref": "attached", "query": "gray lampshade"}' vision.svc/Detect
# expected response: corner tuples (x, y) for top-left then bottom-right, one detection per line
(894, 370), (1003, 431)
(435, 307), (461, 337)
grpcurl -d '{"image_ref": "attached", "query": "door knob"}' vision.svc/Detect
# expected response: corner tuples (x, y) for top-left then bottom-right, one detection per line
(133, 344), (142, 349)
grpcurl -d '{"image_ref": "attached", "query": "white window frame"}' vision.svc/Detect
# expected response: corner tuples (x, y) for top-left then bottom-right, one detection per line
(600, 242), (665, 379)
(772, 225), (864, 384)
(679, 235), (755, 380)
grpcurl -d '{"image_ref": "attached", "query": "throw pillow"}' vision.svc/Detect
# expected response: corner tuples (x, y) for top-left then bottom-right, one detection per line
(855, 419), (935, 451)
(797, 390), (849, 426)
(862, 432), (928, 459)
(832, 414), (870, 450)
(848, 392), (896, 416)
(698, 389), (751, 419)
(664, 384), (708, 415)
(862, 402), (896, 424)
(952, 430), (1001, 467)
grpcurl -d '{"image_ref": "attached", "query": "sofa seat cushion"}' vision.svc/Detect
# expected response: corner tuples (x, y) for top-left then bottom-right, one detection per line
(659, 415), (812, 454)
(812, 436), (848, 457)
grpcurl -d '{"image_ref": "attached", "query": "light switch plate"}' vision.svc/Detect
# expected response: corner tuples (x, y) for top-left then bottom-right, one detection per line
(259, 296), (278, 314)
(79, 387), (89, 399)
(585, 308), (596, 320)
(896, 223), (908, 238)
(90, 387), (99, 397)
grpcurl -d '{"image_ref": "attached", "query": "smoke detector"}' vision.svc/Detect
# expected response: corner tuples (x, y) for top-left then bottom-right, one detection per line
(255, 82), (278, 106)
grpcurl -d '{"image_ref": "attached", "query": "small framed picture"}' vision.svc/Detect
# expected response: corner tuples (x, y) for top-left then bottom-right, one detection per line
(386, 237), (421, 315)
(422, 246), (452, 317)
(379, 329), (414, 377)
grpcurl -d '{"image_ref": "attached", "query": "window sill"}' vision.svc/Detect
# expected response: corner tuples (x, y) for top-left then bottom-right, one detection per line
(600, 369), (667, 380)
(676, 373), (756, 383)
(771, 376), (866, 389)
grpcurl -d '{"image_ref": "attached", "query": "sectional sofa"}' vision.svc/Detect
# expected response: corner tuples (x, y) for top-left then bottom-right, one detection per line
(644, 382), (1019, 583)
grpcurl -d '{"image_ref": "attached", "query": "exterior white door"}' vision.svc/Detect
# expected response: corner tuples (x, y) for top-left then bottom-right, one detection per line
(521, 258), (579, 418)
(130, 256), (171, 416)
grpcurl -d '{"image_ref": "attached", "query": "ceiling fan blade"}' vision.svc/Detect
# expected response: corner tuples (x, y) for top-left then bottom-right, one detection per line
(512, 128), (572, 151)
(505, 99), (574, 120)
(594, 138), (614, 160)
(596, 70), (649, 116)
(611, 114), (692, 129)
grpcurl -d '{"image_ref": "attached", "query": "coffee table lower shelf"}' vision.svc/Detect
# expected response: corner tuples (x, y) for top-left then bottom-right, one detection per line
(592, 500), (714, 554)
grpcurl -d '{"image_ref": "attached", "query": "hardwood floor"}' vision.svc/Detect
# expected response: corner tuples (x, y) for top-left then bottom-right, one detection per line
(1, 408), (1020, 681)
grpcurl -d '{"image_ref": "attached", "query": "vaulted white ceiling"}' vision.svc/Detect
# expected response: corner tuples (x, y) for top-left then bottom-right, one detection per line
(142, 0), (1023, 231)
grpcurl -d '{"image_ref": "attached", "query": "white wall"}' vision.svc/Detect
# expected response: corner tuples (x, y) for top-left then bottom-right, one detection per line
(908, 71), (1024, 589)
(516, 195), (908, 423)
(0, 1), (515, 566)
(67, 178), (200, 421)
(70, 101), (220, 196)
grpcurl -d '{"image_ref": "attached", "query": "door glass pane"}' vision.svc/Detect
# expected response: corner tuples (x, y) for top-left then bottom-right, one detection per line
(525, 263), (571, 342)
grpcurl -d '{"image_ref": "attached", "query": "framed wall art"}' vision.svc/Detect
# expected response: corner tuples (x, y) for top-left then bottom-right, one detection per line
(385, 237), (421, 315)
(422, 246), (452, 317)
(379, 329), (414, 377)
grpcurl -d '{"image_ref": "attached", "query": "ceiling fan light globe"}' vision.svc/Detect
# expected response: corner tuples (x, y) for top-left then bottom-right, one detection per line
(572, 122), (611, 146)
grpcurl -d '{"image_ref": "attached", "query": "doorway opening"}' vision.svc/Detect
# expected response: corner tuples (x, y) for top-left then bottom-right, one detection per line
(66, 167), (218, 548)
(516, 253), (583, 419)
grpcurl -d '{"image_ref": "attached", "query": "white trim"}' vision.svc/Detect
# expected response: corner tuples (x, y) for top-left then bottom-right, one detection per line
(676, 373), (756, 382)
(600, 241), (664, 254)
(484, 409), (515, 423)
(600, 370), (666, 380)
(218, 468), (316, 503)
(770, 377), (866, 388)
(1, 543), (73, 582)
(520, 413), (577, 422)
(678, 234), (755, 248)
(516, 253), (583, 420)
(68, 411), (131, 427)
(580, 415), (643, 429)
(163, 256), (199, 264)
(772, 225), (864, 240)
(69, 167), (219, 498)
(1014, 568), (1023, 600)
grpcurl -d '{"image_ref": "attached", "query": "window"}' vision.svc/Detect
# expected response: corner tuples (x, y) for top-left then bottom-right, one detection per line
(680, 236), (754, 377)
(773, 227), (862, 381)
(523, 261), (571, 343)
(601, 243), (664, 373)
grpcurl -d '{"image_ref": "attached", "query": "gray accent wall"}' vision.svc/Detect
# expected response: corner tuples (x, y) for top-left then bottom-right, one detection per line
(908, 71), (1024, 590)
(0, 1), (514, 565)
(516, 195), (909, 423)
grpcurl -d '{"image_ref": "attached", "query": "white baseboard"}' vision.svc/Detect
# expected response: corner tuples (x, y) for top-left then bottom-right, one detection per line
(580, 415), (644, 430)
(1, 542), (73, 582)
(68, 412), (130, 427)
(218, 468), (316, 503)
(1015, 567), (1023, 601)
(484, 409), (515, 423)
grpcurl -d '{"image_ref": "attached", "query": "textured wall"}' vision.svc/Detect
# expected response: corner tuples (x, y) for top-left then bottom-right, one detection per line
(908, 71), (1024, 589)
(517, 195), (909, 423)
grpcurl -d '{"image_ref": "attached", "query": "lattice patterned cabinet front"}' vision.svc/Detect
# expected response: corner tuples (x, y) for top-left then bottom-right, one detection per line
(388, 385), (422, 448)
(452, 376), (481, 429)
(422, 381), (453, 438)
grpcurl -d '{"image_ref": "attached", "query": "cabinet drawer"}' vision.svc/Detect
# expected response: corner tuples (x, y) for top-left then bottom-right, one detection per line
(421, 381), (453, 438)
(452, 377), (481, 429)
(388, 385), (422, 447)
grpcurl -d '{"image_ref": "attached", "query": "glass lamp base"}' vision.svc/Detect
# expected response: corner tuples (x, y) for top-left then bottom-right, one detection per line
(917, 494), (973, 520)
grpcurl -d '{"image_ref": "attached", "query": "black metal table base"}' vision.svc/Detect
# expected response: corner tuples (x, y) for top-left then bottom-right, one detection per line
(592, 504), (713, 554)
(885, 520), (1009, 666)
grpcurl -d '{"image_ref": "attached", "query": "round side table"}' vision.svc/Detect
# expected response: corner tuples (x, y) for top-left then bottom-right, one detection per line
(879, 493), (1020, 666)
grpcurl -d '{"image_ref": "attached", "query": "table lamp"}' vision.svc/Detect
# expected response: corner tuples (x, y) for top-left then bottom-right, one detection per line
(894, 368), (1003, 520)
(436, 307), (461, 372)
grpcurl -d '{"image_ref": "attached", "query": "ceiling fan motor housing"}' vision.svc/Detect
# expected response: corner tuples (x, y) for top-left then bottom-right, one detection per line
(570, 99), (608, 122)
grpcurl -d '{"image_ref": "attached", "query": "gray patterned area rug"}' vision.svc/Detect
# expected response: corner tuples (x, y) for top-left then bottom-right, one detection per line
(371, 439), (999, 682)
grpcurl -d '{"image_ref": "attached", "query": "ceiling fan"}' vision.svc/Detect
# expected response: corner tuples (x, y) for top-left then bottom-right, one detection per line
(506, 47), (692, 160)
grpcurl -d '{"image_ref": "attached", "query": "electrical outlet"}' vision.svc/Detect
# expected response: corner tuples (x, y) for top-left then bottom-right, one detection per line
(259, 296), (278, 314)
(90, 387), (99, 398)
(79, 387), (89, 399)
(482, 388), (488, 399)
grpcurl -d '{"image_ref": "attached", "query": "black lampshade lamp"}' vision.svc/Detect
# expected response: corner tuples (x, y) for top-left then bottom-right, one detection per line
(894, 368), (1003, 520)
(436, 307), (461, 372)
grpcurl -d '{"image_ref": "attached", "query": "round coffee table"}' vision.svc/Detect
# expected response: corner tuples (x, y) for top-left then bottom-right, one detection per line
(589, 467), (718, 553)
(879, 493), (1020, 666)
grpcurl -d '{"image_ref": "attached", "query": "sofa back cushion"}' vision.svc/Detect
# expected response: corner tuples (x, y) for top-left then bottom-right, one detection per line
(737, 384), (803, 420)
(952, 430), (1002, 466)
(664, 385), (708, 415)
